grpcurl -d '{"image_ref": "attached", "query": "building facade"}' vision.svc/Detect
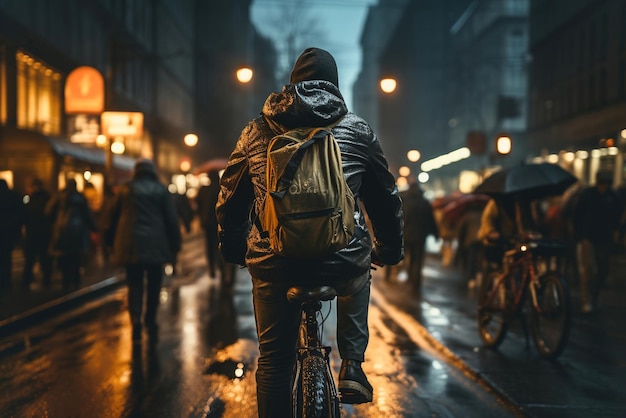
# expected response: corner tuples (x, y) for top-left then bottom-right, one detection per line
(527, 0), (626, 186)
(0, 0), (276, 197)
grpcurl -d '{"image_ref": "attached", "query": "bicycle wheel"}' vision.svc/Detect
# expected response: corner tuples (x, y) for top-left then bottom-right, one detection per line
(477, 271), (508, 348)
(301, 354), (333, 418)
(530, 272), (571, 360)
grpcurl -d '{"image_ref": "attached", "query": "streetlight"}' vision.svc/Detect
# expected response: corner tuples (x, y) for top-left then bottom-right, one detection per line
(184, 133), (198, 147)
(496, 134), (512, 155)
(380, 78), (397, 94)
(236, 67), (254, 84)
(407, 149), (421, 163)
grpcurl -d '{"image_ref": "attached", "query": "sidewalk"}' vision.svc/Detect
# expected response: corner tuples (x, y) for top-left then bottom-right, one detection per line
(0, 248), (124, 335)
(375, 250), (626, 417)
(0, 230), (204, 335)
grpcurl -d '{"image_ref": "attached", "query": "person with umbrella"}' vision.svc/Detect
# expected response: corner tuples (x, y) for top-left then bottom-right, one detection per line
(474, 162), (577, 270)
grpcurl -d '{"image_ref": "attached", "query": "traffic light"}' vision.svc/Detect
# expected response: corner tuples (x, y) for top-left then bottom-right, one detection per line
(495, 134), (512, 155)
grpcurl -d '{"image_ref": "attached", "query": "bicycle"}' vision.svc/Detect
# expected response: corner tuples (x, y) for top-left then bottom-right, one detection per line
(477, 234), (572, 359)
(287, 285), (341, 418)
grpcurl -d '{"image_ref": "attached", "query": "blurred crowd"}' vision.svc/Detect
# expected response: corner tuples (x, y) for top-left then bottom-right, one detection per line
(426, 169), (625, 314)
(0, 168), (228, 297)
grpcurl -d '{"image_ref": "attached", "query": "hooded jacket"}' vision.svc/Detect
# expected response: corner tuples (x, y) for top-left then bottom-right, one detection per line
(216, 80), (404, 282)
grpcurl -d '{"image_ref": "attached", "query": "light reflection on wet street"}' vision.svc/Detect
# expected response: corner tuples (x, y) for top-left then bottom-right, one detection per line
(0, 254), (515, 417)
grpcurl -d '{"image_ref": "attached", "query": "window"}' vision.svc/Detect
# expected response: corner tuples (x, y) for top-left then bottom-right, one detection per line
(16, 50), (62, 135)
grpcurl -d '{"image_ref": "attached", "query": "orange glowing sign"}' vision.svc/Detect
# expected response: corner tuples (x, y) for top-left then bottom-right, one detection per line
(101, 111), (144, 138)
(65, 66), (105, 114)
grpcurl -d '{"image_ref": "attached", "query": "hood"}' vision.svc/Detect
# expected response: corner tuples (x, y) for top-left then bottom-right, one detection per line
(261, 80), (348, 132)
(133, 158), (158, 179)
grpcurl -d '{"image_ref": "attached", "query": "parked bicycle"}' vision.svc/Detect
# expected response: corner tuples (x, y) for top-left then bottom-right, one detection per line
(477, 233), (571, 359)
(288, 285), (341, 418)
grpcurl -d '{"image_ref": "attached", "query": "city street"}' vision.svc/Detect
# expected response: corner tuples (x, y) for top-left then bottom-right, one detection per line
(1, 234), (625, 417)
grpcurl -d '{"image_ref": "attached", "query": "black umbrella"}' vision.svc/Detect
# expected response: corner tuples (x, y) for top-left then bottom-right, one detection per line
(474, 162), (578, 200)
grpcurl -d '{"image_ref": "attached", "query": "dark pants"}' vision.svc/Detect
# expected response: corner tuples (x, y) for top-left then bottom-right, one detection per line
(577, 240), (611, 307)
(252, 271), (370, 418)
(57, 255), (82, 290)
(406, 241), (426, 292)
(203, 225), (220, 278)
(125, 263), (163, 327)
(0, 241), (14, 290)
(22, 238), (52, 285)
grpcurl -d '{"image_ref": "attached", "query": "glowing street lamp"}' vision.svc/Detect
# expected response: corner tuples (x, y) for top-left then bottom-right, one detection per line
(111, 141), (125, 154)
(380, 78), (397, 94)
(496, 135), (512, 155)
(184, 133), (198, 147)
(236, 67), (254, 84)
(180, 160), (191, 172)
(407, 149), (421, 162)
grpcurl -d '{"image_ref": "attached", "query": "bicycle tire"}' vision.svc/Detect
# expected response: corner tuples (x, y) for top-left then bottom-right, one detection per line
(477, 271), (508, 348)
(530, 272), (571, 360)
(301, 354), (333, 418)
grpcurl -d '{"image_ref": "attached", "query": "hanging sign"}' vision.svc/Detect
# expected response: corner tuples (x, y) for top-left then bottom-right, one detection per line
(101, 111), (144, 138)
(64, 66), (105, 114)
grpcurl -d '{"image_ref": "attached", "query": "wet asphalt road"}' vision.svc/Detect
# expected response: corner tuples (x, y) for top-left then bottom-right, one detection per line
(3, 233), (624, 418)
(0, 245), (518, 417)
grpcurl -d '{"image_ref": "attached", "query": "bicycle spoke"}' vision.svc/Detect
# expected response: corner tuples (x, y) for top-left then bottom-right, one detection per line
(530, 273), (571, 360)
(477, 271), (508, 348)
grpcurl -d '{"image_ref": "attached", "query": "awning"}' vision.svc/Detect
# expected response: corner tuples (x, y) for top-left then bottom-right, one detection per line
(46, 137), (136, 172)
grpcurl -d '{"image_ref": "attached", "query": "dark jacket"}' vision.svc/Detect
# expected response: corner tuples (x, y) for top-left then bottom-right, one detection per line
(46, 185), (97, 256)
(0, 181), (24, 247)
(24, 189), (52, 241)
(216, 80), (404, 282)
(573, 186), (623, 244)
(401, 183), (438, 246)
(108, 166), (182, 266)
(195, 171), (220, 231)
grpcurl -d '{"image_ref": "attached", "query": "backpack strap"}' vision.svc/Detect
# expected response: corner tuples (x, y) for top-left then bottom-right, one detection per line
(272, 128), (327, 199)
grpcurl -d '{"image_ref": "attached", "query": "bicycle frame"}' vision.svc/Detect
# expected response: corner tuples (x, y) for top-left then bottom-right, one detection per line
(482, 243), (543, 315)
(478, 237), (571, 358)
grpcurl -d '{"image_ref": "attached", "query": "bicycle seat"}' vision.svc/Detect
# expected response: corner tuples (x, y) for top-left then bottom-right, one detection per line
(287, 286), (337, 303)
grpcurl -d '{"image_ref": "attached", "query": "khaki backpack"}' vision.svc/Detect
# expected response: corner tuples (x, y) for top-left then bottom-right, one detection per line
(258, 121), (355, 258)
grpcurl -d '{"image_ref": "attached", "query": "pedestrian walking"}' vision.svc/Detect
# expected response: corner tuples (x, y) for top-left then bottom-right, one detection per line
(401, 180), (438, 294)
(195, 170), (222, 278)
(21, 178), (53, 288)
(572, 169), (624, 313)
(0, 179), (24, 292)
(46, 179), (97, 290)
(456, 205), (483, 289)
(216, 47), (404, 417)
(106, 159), (181, 342)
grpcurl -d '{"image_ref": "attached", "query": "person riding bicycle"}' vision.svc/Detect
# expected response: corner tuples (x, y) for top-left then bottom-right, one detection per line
(477, 196), (535, 270)
(216, 47), (404, 418)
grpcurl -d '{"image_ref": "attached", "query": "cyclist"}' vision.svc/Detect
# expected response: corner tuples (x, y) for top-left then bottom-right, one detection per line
(477, 196), (535, 272)
(216, 47), (404, 418)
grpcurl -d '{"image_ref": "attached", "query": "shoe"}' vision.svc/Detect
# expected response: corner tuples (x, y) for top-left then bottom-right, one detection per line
(338, 360), (373, 404)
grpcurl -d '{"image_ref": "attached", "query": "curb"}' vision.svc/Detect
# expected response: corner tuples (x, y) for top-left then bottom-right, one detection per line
(411, 320), (531, 417)
(370, 285), (530, 417)
(0, 274), (125, 337)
